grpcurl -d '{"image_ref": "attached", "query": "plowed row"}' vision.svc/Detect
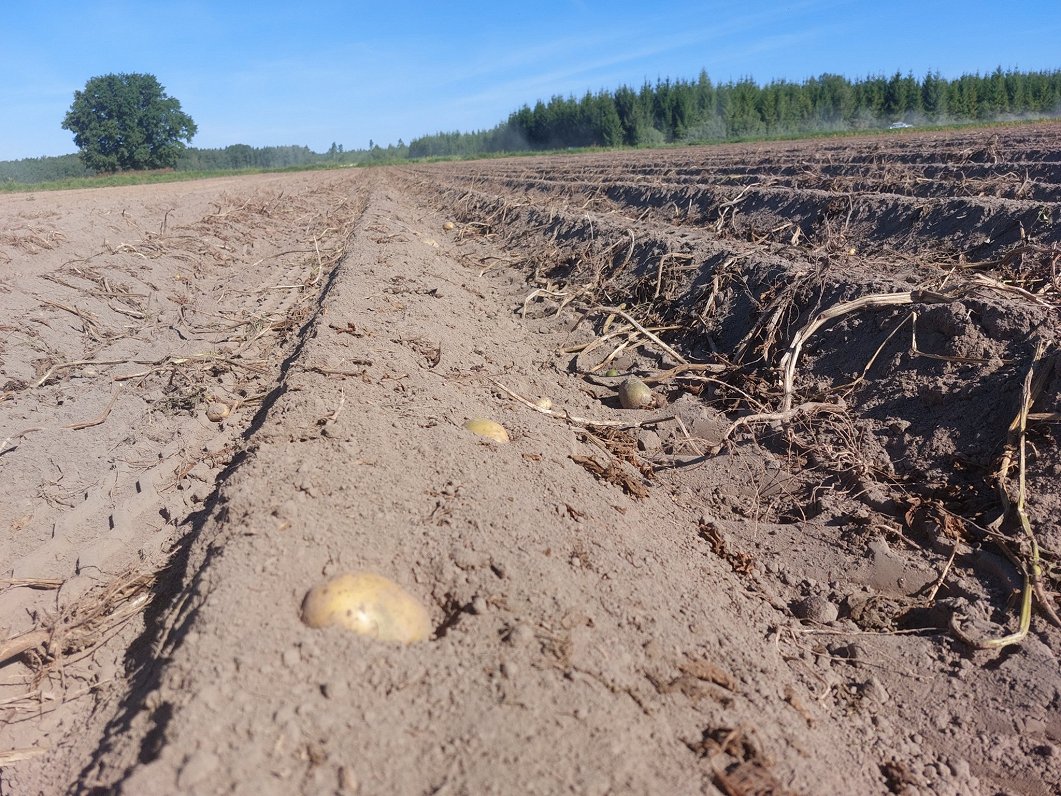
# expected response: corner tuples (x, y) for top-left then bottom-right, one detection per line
(394, 123), (1061, 791)
(2, 125), (1059, 795)
(402, 122), (1061, 545)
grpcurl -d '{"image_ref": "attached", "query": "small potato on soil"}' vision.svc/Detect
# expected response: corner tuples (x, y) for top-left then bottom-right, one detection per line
(617, 377), (653, 409)
(463, 417), (510, 443)
(533, 396), (552, 411)
(300, 571), (431, 644)
(206, 402), (231, 422)
(443, 221), (456, 231)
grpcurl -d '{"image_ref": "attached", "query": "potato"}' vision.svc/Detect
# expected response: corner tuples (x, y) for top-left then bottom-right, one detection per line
(206, 402), (231, 422)
(617, 377), (653, 409)
(463, 417), (509, 443)
(300, 571), (431, 644)
(533, 396), (552, 411)
(443, 221), (456, 231)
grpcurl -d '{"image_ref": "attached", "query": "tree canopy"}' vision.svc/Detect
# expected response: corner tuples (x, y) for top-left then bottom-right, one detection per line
(62, 73), (197, 172)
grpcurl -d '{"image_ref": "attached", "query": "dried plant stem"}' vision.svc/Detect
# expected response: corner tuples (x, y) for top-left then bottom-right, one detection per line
(925, 543), (960, 603)
(589, 334), (639, 373)
(591, 306), (688, 365)
(0, 747), (47, 766)
(708, 402), (845, 454)
(521, 287), (568, 318)
(65, 389), (119, 431)
(642, 362), (730, 383)
(834, 313), (911, 395)
(779, 289), (963, 411)
(565, 324), (678, 358)
(0, 578), (64, 591)
(0, 428), (43, 455)
(0, 566), (158, 670)
(654, 252), (694, 300)
(0, 630), (50, 667)
(33, 359), (130, 388)
(951, 341), (1056, 648)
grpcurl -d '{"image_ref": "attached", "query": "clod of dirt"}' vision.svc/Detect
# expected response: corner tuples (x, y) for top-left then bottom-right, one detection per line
(791, 595), (839, 624)
(300, 571), (432, 644)
(637, 429), (663, 452)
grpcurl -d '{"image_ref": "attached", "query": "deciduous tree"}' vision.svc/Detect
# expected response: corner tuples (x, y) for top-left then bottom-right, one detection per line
(62, 73), (196, 172)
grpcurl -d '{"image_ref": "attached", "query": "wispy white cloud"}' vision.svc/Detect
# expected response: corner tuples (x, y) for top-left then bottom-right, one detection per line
(443, 11), (844, 116)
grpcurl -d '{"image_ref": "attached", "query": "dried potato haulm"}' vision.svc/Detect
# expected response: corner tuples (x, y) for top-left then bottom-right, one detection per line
(300, 571), (432, 644)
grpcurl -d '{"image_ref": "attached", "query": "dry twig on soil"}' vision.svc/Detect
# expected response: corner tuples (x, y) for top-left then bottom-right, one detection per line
(0, 566), (159, 673)
(569, 454), (650, 499)
(0, 748), (47, 766)
(778, 288), (967, 411)
(64, 389), (120, 431)
(0, 578), (64, 592)
(0, 428), (43, 455)
(707, 402), (847, 455)
(589, 306), (688, 365)
(950, 341), (1058, 649)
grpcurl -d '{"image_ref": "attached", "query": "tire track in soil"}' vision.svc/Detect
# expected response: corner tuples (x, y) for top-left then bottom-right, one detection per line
(0, 172), (369, 793)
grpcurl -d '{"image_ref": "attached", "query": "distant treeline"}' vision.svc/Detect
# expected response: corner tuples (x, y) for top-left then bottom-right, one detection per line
(407, 67), (1061, 157)
(177, 144), (323, 171)
(0, 140), (409, 185)
(0, 153), (89, 183)
(4, 67), (1060, 184)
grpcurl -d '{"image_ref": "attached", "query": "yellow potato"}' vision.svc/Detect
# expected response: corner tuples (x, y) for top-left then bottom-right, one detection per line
(206, 402), (231, 422)
(463, 417), (509, 443)
(300, 571), (432, 644)
(617, 377), (653, 409)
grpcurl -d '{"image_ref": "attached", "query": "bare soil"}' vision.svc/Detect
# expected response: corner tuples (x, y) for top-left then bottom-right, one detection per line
(1, 123), (1060, 795)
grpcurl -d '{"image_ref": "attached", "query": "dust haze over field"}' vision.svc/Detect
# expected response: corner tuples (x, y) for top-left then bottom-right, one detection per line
(1, 123), (1060, 794)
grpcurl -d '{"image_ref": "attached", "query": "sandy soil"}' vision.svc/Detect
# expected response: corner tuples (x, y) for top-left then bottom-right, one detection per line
(1, 124), (1060, 795)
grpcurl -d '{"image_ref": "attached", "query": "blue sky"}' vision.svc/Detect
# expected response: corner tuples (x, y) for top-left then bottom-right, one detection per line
(2, 0), (1058, 160)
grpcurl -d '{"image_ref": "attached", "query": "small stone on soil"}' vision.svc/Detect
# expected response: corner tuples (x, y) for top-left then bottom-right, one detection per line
(791, 595), (839, 623)
(637, 429), (662, 452)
